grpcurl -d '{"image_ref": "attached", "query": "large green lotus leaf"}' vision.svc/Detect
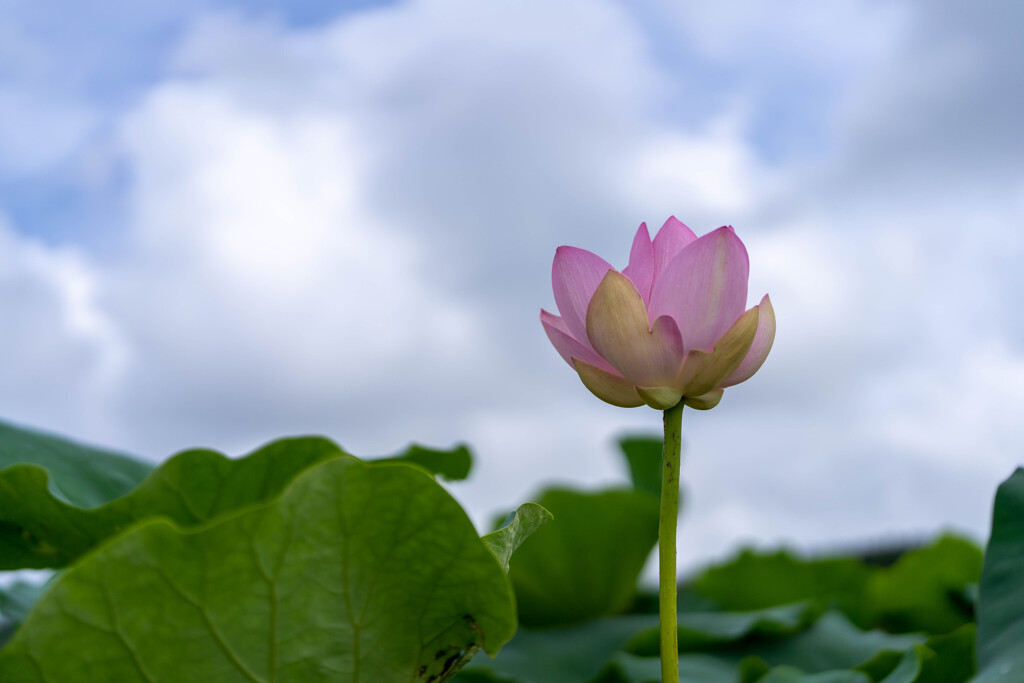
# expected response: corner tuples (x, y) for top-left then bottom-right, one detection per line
(617, 436), (664, 497)
(865, 535), (981, 635)
(0, 420), (152, 507)
(0, 414), (478, 571)
(505, 488), (660, 627)
(0, 456), (521, 682)
(974, 468), (1024, 682)
(0, 436), (344, 569)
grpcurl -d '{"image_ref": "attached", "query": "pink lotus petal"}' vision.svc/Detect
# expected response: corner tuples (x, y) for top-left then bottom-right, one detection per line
(722, 294), (776, 387)
(585, 271), (684, 387)
(540, 309), (617, 374)
(652, 216), (698, 281)
(540, 308), (571, 335)
(552, 246), (615, 346)
(572, 359), (644, 408)
(649, 226), (749, 353)
(622, 222), (655, 305)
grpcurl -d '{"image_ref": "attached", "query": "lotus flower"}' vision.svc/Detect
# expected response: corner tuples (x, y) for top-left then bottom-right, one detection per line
(541, 217), (775, 410)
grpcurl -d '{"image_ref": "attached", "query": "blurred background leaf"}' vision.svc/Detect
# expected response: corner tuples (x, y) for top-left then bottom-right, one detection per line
(693, 535), (980, 635)
(617, 436), (664, 498)
(505, 487), (660, 627)
(0, 420), (152, 508)
(378, 443), (474, 481)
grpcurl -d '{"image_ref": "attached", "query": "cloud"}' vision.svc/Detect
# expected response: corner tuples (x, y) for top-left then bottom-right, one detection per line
(106, 79), (484, 449)
(0, 0), (1021, 570)
(88, 0), (776, 455)
(831, 0), (1024, 192)
(0, 217), (126, 439)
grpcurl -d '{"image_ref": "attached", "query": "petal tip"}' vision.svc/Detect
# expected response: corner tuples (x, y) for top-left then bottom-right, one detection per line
(711, 224), (737, 238)
(661, 215), (689, 231)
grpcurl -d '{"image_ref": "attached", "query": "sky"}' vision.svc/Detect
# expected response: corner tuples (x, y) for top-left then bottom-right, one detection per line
(1, 0), (1023, 573)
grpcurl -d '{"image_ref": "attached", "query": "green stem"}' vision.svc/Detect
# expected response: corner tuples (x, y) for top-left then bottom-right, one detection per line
(659, 401), (683, 683)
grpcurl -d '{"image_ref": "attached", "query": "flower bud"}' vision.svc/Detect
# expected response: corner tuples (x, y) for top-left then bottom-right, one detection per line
(541, 218), (775, 410)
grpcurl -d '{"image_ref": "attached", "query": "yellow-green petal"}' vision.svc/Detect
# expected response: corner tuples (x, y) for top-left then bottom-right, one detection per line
(683, 389), (724, 410)
(572, 359), (645, 408)
(676, 306), (759, 398)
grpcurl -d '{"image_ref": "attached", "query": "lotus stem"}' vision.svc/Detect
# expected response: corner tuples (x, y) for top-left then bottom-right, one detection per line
(659, 401), (683, 682)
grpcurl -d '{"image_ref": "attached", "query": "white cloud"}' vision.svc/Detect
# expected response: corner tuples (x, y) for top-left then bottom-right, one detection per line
(0, 217), (126, 439)
(625, 116), (777, 219)
(104, 79), (486, 449)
